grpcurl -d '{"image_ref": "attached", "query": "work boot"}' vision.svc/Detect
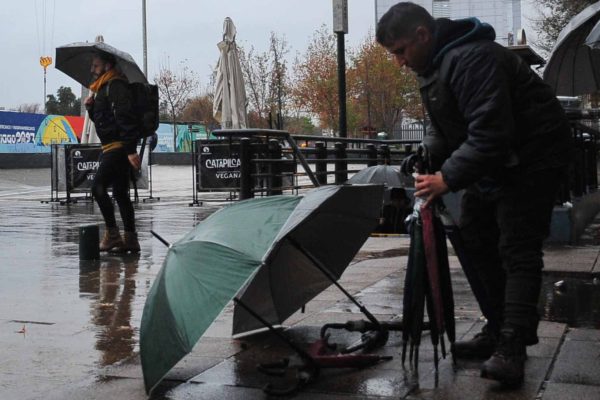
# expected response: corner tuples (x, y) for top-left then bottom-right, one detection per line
(99, 227), (123, 252)
(120, 231), (140, 253)
(452, 324), (498, 359)
(480, 327), (527, 387)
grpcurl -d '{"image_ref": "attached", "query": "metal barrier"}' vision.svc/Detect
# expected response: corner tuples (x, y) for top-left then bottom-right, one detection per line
(190, 125), (598, 205)
(199, 129), (418, 201)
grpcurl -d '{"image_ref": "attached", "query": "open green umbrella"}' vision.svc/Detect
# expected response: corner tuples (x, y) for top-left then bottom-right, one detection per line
(140, 184), (383, 394)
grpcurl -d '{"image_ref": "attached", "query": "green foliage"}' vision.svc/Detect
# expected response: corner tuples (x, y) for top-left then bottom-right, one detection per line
(45, 86), (80, 116)
(285, 115), (316, 134)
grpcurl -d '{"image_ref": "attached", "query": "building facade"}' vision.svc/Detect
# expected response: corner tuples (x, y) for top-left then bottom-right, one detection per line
(375, 0), (522, 46)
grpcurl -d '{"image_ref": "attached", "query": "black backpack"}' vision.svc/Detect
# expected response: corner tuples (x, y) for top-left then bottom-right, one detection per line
(104, 80), (159, 140)
(129, 82), (159, 139)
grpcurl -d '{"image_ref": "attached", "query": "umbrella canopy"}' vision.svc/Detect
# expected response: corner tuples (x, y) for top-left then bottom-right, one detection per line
(232, 184), (383, 334)
(543, 2), (600, 95)
(213, 17), (247, 129)
(140, 184), (383, 394)
(346, 165), (404, 187)
(55, 41), (147, 89)
(586, 17), (600, 49)
(80, 35), (104, 144)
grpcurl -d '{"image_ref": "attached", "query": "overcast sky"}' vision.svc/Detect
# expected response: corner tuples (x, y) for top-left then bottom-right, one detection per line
(1, 0), (540, 110)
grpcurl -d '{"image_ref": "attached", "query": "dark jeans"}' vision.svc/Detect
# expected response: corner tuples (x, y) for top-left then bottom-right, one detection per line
(92, 150), (135, 232)
(459, 168), (563, 344)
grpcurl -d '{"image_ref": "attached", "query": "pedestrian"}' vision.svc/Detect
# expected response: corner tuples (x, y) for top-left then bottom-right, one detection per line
(85, 52), (141, 253)
(376, 2), (573, 386)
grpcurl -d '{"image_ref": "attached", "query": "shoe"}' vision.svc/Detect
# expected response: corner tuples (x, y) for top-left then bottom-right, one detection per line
(480, 327), (527, 387)
(120, 231), (140, 253)
(452, 324), (498, 359)
(100, 227), (123, 252)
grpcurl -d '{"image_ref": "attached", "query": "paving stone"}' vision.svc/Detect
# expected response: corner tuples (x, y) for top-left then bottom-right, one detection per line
(566, 328), (600, 341)
(538, 322), (568, 339)
(405, 373), (542, 400)
(550, 337), (600, 385)
(541, 382), (600, 400)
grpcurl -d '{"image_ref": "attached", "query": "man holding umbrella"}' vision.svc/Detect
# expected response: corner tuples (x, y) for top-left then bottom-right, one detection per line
(376, 2), (572, 386)
(85, 52), (141, 253)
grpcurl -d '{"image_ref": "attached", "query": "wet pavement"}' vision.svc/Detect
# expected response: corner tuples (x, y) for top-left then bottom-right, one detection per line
(0, 166), (599, 399)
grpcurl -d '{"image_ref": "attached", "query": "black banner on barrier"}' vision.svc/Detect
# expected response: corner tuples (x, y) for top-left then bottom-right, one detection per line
(197, 142), (241, 189)
(68, 146), (102, 191)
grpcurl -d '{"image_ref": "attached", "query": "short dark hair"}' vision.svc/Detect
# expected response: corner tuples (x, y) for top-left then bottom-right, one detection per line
(376, 2), (435, 47)
(93, 51), (116, 67)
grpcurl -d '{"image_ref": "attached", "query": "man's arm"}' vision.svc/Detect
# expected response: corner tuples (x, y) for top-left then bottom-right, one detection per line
(109, 80), (140, 169)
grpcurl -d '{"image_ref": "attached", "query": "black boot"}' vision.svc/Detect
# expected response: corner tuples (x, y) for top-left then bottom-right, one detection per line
(480, 327), (526, 387)
(452, 324), (498, 359)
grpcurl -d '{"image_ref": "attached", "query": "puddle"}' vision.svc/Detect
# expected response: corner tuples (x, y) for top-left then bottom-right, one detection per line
(539, 275), (600, 328)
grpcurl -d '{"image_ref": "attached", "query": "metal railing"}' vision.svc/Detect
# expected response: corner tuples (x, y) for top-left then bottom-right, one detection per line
(212, 129), (418, 200)
(202, 126), (598, 205)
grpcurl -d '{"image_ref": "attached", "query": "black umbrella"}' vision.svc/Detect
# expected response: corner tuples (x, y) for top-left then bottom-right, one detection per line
(346, 165), (405, 188)
(543, 2), (600, 96)
(55, 41), (147, 88)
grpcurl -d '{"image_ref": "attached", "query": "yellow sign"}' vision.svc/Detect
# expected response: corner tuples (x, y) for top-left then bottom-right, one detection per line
(40, 56), (53, 69)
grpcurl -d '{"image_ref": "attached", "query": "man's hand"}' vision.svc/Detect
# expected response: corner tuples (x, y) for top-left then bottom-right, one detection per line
(414, 171), (449, 208)
(84, 95), (95, 108)
(128, 153), (141, 171)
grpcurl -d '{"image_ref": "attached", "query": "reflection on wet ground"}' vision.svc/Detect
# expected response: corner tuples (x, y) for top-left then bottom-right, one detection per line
(0, 170), (222, 398)
(540, 274), (600, 328)
(80, 255), (140, 366)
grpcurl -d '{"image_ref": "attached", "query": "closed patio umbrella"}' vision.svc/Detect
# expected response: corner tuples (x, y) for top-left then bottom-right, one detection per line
(213, 17), (247, 129)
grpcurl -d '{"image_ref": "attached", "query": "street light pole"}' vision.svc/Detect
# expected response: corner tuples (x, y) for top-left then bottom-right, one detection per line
(142, 0), (148, 77)
(333, 0), (348, 138)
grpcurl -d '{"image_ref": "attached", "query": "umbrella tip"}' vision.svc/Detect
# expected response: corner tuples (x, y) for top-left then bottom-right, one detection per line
(150, 230), (171, 247)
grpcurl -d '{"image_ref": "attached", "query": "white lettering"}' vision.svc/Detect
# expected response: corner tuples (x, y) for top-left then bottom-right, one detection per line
(77, 161), (100, 171)
(215, 172), (240, 179)
(204, 158), (241, 169)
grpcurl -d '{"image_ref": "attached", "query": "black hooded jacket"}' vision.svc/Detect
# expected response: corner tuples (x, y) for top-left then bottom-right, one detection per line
(418, 18), (573, 192)
(87, 78), (139, 155)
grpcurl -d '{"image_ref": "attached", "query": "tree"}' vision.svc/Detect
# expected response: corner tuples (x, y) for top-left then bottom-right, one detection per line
(269, 32), (290, 129)
(154, 61), (199, 150)
(531, 0), (596, 53)
(181, 93), (219, 129)
(45, 86), (80, 115)
(292, 25), (339, 132)
(239, 32), (291, 129)
(239, 44), (271, 128)
(284, 114), (317, 135)
(347, 34), (422, 137)
(17, 103), (42, 114)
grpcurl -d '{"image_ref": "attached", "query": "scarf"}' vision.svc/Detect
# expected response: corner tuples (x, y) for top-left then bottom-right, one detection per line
(89, 68), (124, 93)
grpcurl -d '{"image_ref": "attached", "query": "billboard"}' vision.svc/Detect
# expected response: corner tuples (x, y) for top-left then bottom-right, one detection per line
(0, 111), (82, 153)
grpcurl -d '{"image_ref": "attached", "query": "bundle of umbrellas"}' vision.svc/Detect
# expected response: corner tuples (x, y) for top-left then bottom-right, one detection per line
(402, 196), (456, 369)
